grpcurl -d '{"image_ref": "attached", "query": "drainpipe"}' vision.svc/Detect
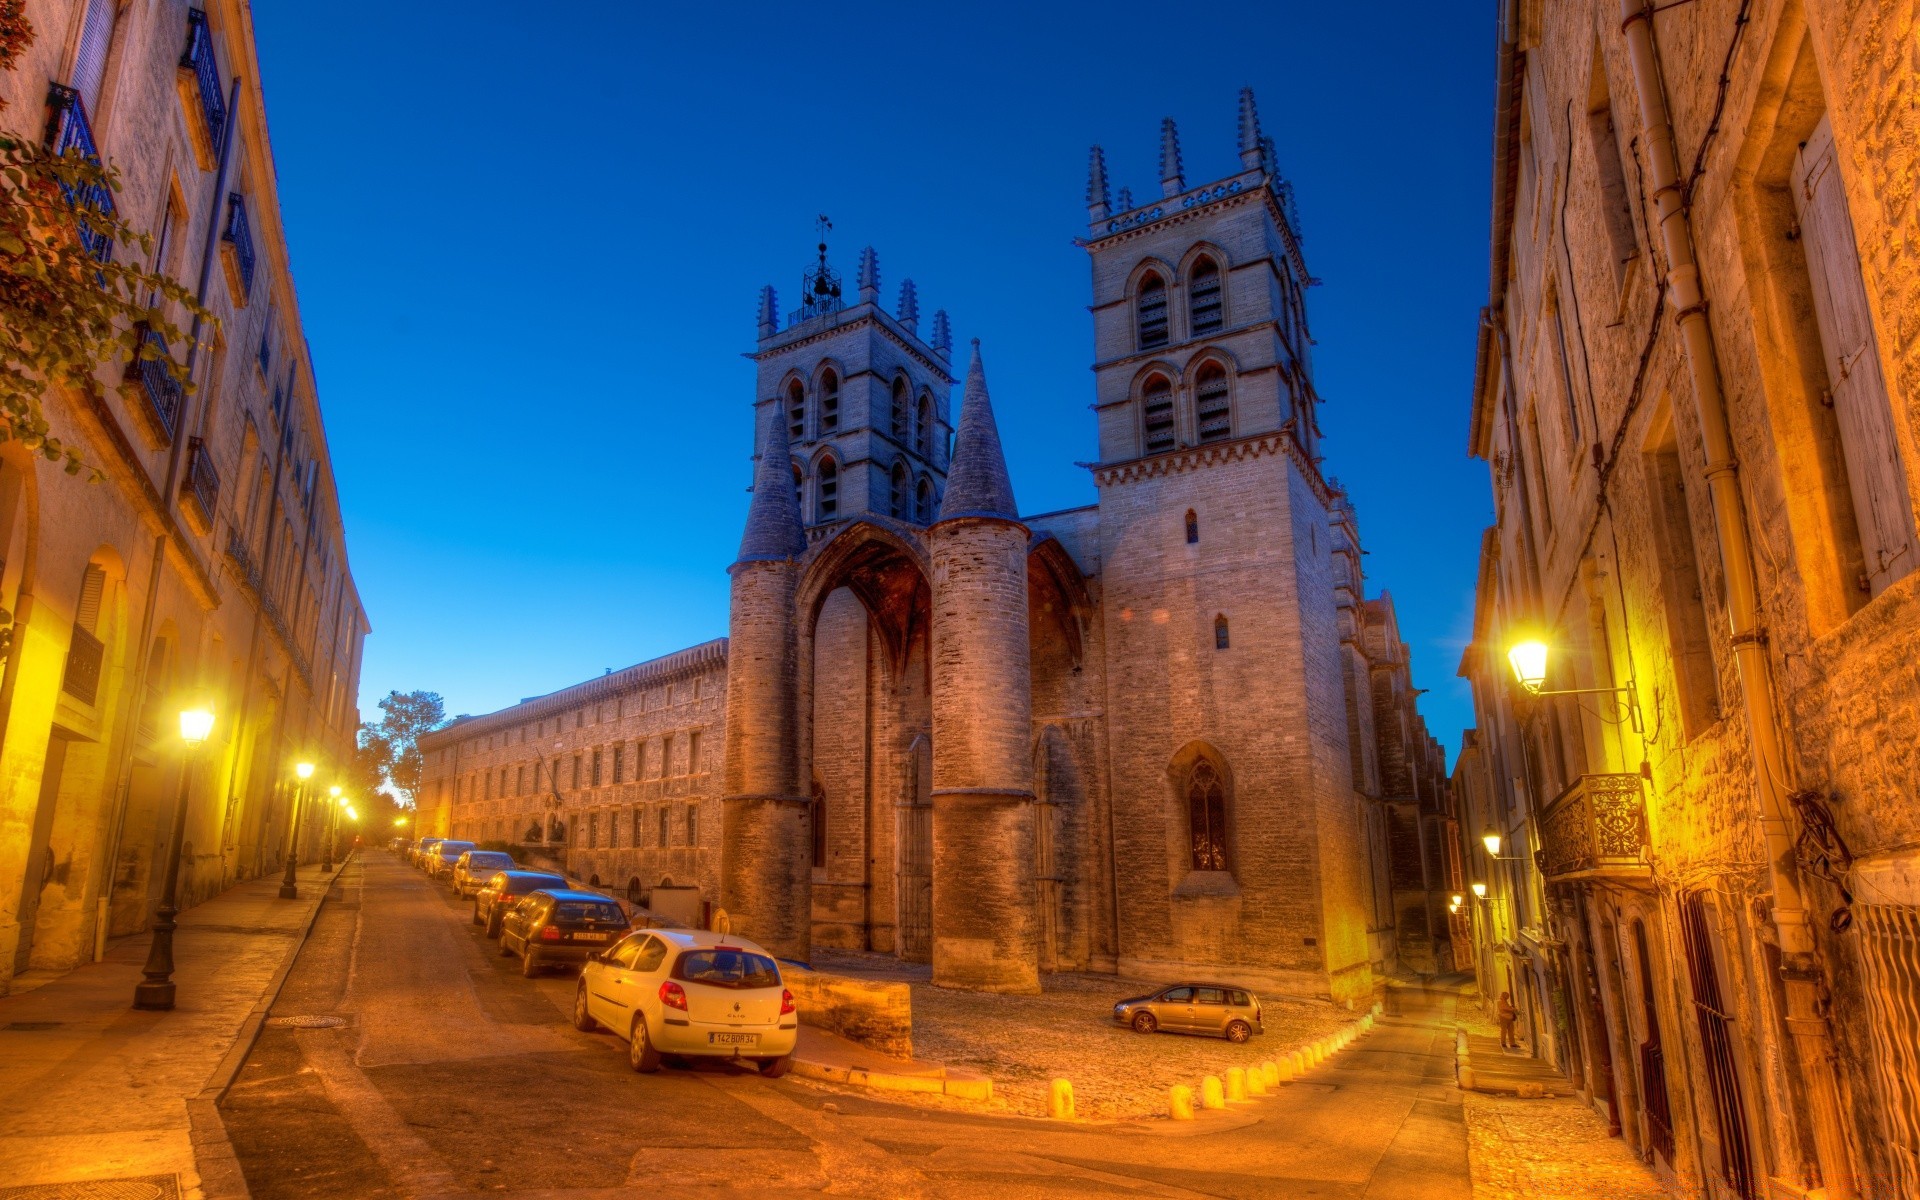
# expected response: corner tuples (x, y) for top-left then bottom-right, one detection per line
(1616, 5), (1854, 1197)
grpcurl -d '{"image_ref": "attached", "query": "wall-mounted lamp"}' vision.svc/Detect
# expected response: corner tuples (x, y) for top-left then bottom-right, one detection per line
(1506, 638), (1642, 732)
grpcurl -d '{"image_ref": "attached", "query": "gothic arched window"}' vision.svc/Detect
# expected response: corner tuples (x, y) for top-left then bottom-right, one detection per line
(816, 456), (838, 522)
(787, 380), (806, 441)
(1137, 273), (1169, 350)
(915, 477), (934, 523)
(1214, 614), (1230, 650)
(1188, 760), (1228, 871)
(791, 462), (804, 507)
(1185, 509), (1199, 544)
(1142, 374), (1175, 455)
(916, 391), (934, 458)
(892, 377), (910, 443)
(1195, 363), (1232, 444)
(890, 461), (909, 519)
(1189, 258), (1223, 336)
(820, 369), (840, 433)
(811, 782), (827, 869)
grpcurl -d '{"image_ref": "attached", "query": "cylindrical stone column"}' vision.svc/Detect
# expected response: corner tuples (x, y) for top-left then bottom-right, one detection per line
(720, 557), (811, 962)
(929, 515), (1038, 992)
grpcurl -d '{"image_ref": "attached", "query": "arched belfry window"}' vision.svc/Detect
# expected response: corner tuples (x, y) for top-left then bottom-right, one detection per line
(1138, 273), (1169, 350)
(816, 457), (838, 522)
(916, 391), (934, 458)
(1195, 363), (1231, 444)
(890, 461), (909, 519)
(1185, 509), (1199, 544)
(915, 477), (934, 523)
(1142, 374), (1175, 455)
(787, 380), (806, 441)
(1188, 760), (1228, 871)
(1214, 614), (1230, 650)
(820, 370), (840, 433)
(791, 462), (804, 507)
(891, 378), (910, 443)
(1189, 258), (1223, 336)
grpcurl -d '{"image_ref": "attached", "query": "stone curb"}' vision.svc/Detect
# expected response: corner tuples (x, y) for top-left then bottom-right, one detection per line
(789, 1056), (994, 1102)
(184, 855), (349, 1200)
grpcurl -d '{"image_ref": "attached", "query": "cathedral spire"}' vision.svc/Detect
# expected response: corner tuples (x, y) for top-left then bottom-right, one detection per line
(939, 340), (1018, 522)
(1159, 117), (1185, 197)
(737, 404), (805, 563)
(930, 309), (952, 358)
(756, 285), (779, 339)
(857, 245), (880, 304)
(1087, 145), (1110, 221)
(1238, 87), (1264, 170)
(1116, 186), (1134, 212)
(897, 277), (919, 333)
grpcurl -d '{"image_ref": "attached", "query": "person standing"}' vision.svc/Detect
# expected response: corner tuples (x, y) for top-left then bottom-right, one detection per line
(1496, 991), (1520, 1050)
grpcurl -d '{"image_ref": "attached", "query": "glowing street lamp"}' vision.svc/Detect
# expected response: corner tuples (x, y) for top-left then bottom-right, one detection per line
(279, 760), (318, 899)
(1504, 637), (1642, 730)
(322, 784), (345, 872)
(394, 816), (409, 828)
(133, 705), (217, 1009)
(1471, 882), (1488, 899)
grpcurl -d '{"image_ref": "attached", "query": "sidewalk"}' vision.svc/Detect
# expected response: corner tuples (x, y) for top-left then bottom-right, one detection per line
(0, 860), (339, 1199)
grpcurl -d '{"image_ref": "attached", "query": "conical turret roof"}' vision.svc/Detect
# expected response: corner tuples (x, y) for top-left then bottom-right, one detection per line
(938, 341), (1019, 522)
(736, 404), (806, 562)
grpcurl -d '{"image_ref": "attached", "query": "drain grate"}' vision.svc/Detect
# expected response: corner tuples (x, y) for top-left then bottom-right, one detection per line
(263, 1014), (346, 1029)
(0, 1175), (180, 1199)
(1, 1021), (64, 1031)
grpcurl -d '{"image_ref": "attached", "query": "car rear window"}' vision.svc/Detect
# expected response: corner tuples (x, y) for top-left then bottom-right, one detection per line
(1230, 990), (1253, 1007)
(552, 901), (625, 923)
(673, 948), (781, 989)
(506, 875), (564, 894)
(466, 853), (514, 869)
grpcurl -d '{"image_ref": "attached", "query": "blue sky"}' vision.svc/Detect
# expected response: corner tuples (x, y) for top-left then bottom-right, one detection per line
(253, 2), (1495, 756)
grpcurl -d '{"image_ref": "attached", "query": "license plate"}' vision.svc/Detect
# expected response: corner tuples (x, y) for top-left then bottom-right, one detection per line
(573, 932), (609, 942)
(708, 1032), (759, 1046)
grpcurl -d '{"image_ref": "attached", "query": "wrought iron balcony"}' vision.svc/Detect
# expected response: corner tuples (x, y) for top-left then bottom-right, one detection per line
(179, 10), (226, 158)
(222, 193), (255, 299)
(1537, 772), (1650, 881)
(183, 436), (219, 529)
(62, 624), (103, 705)
(124, 324), (184, 440)
(43, 84), (116, 263)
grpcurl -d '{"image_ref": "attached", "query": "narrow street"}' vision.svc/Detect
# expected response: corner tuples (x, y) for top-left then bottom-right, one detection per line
(219, 854), (1473, 1199)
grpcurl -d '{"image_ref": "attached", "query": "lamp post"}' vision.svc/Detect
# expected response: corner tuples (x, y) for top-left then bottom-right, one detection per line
(322, 784), (342, 872)
(133, 705), (217, 1010)
(278, 760), (315, 899)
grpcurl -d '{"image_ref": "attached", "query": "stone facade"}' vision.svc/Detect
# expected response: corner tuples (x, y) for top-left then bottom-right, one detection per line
(0, 0), (368, 994)
(1455, 3), (1920, 1198)
(421, 93), (1446, 1006)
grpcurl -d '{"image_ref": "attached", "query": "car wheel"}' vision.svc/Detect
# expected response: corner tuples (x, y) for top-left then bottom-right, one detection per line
(1226, 1020), (1252, 1044)
(470, 903), (482, 927)
(628, 1016), (662, 1073)
(759, 1054), (793, 1078)
(1132, 1011), (1158, 1034)
(573, 981), (598, 1032)
(521, 947), (543, 978)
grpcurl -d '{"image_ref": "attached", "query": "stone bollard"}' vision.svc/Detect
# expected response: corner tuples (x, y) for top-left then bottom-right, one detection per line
(1048, 1078), (1075, 1120)
(1247, 1065), (1268, 1096)
(1289, 1049), (1307, 1076)
(1201, 1075), (1226, 1110)
(1373, 1001), (1384, 1017)
(1261, 1060), (1280, 1088)
(1226, 1067), (1247, 1102)
(1362, 1013), (1374, 1031)
(1458, 1065), (1477, 1091)
(1170, 1084), (1195, 1120)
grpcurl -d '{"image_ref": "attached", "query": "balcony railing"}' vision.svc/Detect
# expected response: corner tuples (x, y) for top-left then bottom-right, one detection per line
(43, 84), (116, 263)
(123, 324), (184, 440)
(178, 10), (225, 158)
(1537, 772), (1650, 881)
(222, 193), (255, 298)
(62, 624), (103, 705)
(183, 436), (219, 527)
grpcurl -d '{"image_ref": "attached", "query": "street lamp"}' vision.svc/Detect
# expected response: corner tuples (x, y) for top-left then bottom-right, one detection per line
(134, 704), (216, 1010)
(322, 785), (343, 872)
(278, 760), (316, 899)
(1505, 637), (1642, 731)
(1471, 881), (1489, 899)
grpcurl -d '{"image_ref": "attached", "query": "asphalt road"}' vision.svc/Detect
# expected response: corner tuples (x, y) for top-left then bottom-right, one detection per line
(219, 854), (1474, 1199)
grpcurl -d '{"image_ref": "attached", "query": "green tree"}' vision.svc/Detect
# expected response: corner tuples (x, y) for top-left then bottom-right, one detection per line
(0, 2), (213, 476)
(359, 689), (446, 805)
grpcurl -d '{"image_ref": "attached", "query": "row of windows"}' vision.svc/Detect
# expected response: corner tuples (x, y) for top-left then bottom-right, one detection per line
(785, 371), (938, 458)
(455, 731), (706, 802)
(440, 681), (710, 761)
(1137, 257), (1224, 352)
(1139, 362), (1234, 454)
(795, 456), (937, 525)
(459, 802), (702, 851)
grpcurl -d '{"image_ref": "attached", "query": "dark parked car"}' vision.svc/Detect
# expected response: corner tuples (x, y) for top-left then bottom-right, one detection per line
(410, 837), (443, 869)
(499, 889), (631, 977)
(1113, 983), (1264, 1043)
(453, 850), (518, 897)
(473, 870), (568, 937)
(427, 840), (476, 879)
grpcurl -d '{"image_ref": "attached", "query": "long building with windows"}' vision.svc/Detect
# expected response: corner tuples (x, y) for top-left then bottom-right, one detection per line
(0, 0), (368, 993)
(420, 93), (1453, 1003)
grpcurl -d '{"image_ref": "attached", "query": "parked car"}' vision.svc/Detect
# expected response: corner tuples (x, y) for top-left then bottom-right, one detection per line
(499, 889), (631, 977)
(426, 839), (475, 879)
(473, 870), (568, 935)
(574, 929), (796, 1076)
(1113, 984), (1264, 1043)
(452, 850), (518, 897)
(410, 837), (443, 868)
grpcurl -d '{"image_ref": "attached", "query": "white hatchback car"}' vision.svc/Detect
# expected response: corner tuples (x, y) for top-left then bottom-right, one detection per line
(573, 929), (797, 1076)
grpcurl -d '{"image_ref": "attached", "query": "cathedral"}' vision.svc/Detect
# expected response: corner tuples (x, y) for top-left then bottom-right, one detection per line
(418, 90), (1454, 1003)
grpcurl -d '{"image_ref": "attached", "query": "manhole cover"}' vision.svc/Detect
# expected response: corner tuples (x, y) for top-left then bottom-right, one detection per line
(2, 1021), (64, 1031)
(264, 1015), (346, 1029)
(0, 1174), (180, 1199)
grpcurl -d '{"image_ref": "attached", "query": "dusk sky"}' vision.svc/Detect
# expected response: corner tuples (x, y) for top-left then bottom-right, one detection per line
(252, 3), (1494, 756)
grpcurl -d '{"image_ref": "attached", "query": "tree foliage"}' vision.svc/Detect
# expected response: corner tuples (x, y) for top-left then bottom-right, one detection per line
(359, 689), (446, 805)
(0, 2), (213, 476)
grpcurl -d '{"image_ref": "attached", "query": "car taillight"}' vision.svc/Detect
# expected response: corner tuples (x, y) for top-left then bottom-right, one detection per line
(780, 988), (796, 1016)
(660, 981), (688, 1011)
(540, 926), (562, 941)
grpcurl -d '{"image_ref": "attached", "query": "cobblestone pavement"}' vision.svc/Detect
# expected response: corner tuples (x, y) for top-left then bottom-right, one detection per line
(1464, 1090), (1670, 1199)
(813, 949), (1359, 1119)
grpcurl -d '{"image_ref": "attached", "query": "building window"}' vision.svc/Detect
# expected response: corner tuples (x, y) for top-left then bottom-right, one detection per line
(1195, 363), (1231, 444)
(1185, 509), (1199, 544)
(608, 812), (619, 849)
(70, 0), (115, 118)
(659, 806), (670, 847)
(633, 805), (645, 848)
(1678, 893), (1758, 1200)
(1138, 273), (1169, 350)
(587, 812), (598, 849)
(515, 765), (525, 795)
(816, 457), (838, 522)
(571, 754), (581, 789)
(1142, 375), (1175, 455)
(591, 749), (603, 787)
(1189, 258), (1223, 336)
(891, 377), (910, 443)
(917, 391), (934, 458)
(686, 803), (699, 846)
(787, 379), (806, 441)
(612, 744), (623, 783)
(1643, 411), (1719, 738)
(1187, 760), (1228, 871)
(916, 477), (934, 523)
(658, 735), (671, 778)
(811, 783), (827, 869)
(1587, 50), (1639, 284)
(1214, 614), (1230, 650)
(890, 461), (909, 519)
(688, 731), (702, 775)
(484, 772), (493, 801)
(1855, 902), (1920, 1195)
(820, 369), (840, 433)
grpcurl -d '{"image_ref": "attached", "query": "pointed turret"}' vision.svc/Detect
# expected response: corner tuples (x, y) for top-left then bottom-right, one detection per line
(857, 245), (880, 304)
(736, 404), (805, 563)
(757, 285), (779, 339)
(1159, 117), (1185, 197)
(1087, 145), (1110, 221)
(897, 278), (919, 333)
(930, 310), (952, 358)
(1116, 186), (1134, 211)
(939, 341), (1017, 521)
(1238, 87), (1264, 170)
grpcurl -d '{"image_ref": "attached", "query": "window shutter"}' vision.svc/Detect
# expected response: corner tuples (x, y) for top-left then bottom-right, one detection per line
(76, 564), (106, 632)
(71, 0), (114, 116)
(1794, 115), (1917, 594)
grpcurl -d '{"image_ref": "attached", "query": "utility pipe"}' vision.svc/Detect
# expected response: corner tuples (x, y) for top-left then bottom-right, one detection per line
(1617, 4), (1854, 1197)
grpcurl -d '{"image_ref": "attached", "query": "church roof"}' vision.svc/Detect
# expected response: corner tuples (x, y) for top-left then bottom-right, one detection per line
(939, 341), (1019, 522)
(736, 403), (807, 562)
